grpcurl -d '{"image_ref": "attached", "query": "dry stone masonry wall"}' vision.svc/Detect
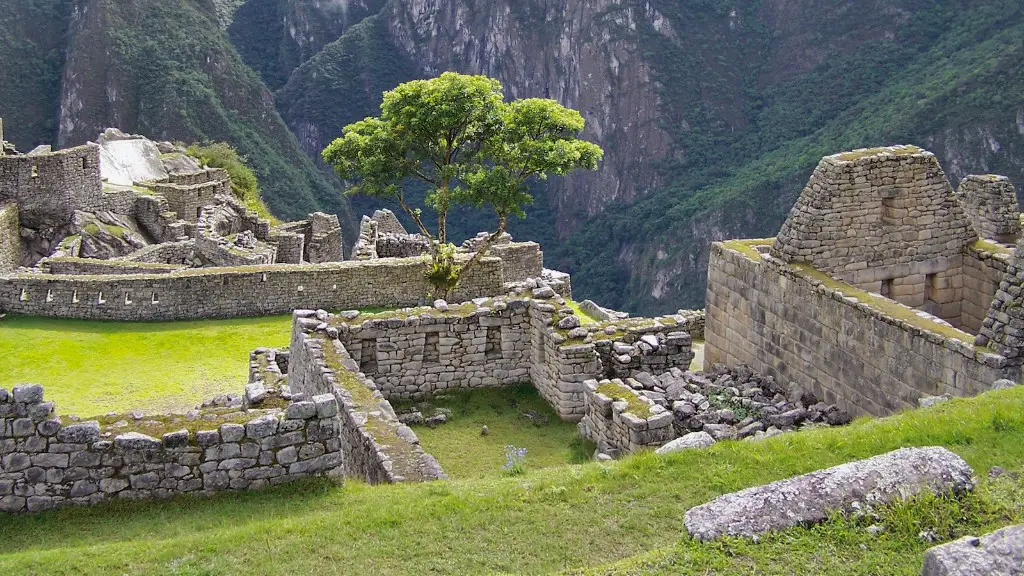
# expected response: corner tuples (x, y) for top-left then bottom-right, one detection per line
(0, 203), (18, 274)
(955, 175), (1021, 244)
(706, 241), (1015, 416)
(0, 144), (102, 228)
(772, 146), (977, 325)
(0, 256), (506, 321)
(288, 312), (446, 483)
(0, 384), (344, 514)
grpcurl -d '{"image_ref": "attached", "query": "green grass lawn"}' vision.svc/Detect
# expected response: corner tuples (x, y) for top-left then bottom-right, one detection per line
(395, 385), (595, 478)
(1, 387), (1022, 575)
(0, 315), (293, 417)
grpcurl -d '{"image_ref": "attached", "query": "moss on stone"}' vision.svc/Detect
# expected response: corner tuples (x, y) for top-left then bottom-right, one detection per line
(791, 263), (990, 351)
(834, 145), (923, 161)
(721, 238), (774, 261)
(971, 238), (1013, 256)
(595, 382), (651, 419)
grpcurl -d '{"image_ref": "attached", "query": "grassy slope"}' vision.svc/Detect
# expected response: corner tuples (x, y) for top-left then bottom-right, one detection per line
(0, 315), (292, 416)
(397, 385), (594, 478)
(0, 388), (1022, 575)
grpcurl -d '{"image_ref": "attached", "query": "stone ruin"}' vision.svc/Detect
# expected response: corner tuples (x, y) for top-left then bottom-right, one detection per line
(0, 123), (550, 322)
(708, 145), (1023, 417)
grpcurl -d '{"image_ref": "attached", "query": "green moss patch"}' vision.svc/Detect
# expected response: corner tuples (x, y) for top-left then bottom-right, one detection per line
(596, 382), (652, 419)
(971, 238), (1014, 256)
(791, 263), (989, 351)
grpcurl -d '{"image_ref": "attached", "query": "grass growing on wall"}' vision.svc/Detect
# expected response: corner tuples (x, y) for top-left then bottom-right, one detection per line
(395, 385), (595, 479)
(0, 388), (1022, 574)
(0, 315), (292, 416)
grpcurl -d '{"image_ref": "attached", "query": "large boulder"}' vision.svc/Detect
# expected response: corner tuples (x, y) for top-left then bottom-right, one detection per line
(97, 128), (169, 186)
(656, 431), (715, 454)
(922, 523), (1024, 576)
(684, 447), (975, 542)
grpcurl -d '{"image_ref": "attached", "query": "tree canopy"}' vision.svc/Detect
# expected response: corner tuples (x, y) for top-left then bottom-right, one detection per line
(323, 72), (603, 294)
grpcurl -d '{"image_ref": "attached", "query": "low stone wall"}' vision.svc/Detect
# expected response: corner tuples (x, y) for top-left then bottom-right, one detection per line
(42, 257), (188, 275)
(0, 255), (506, 321)
(117, 241), (196, 265)
(149, 178), (230, 224)
(288, 312), (446, 483)
(0, 384), (343, 514)
(0, 203), (18, 273)
(578, 378), (674, 455)
(705, 241), (1015, 417)
(676, 309), (706, 340)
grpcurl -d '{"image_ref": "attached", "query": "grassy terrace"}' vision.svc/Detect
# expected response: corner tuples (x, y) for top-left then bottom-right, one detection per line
(0, 388), (1021, 574)
(397, 385), (594, 479)
(0, 315), (293, 416)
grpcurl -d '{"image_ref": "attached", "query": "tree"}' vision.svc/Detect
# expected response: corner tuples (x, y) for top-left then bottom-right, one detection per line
(322, 72), (603, 296)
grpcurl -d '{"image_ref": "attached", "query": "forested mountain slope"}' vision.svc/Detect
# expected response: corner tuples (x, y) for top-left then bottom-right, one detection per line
(1, 0), (353, 229)
(2, 0), (1021, 313)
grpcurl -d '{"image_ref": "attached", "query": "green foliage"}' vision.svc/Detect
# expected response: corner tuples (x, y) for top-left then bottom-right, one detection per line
(0, 0), (71, 149)
(185, 141), (276, 222)
(323, 72), (602, 293)
(423, 242), (462, 295)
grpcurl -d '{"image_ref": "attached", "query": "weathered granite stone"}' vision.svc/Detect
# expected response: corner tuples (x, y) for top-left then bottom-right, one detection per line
(12, 385), (44, 404)
(684, 447), (975, 541)
(655, 431), (716, 454)
(55, 422), (100, 444)
(922, 523), (1024, 576)
(114, 432), (162, 451)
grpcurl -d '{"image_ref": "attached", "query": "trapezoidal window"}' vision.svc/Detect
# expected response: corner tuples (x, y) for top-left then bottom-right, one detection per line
(880, 279), (893, 298)
(423, 332), (440, 365)
(881, 188), (900, 226)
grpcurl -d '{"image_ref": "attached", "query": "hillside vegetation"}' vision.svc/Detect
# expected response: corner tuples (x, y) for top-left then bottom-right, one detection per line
(0, 387), (1022, 574)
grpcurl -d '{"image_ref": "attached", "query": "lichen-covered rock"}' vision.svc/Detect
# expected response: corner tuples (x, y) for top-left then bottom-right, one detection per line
(922, 523), (1024, 576)
(655, 431), (715, 454)
(684, 447), (975, 542)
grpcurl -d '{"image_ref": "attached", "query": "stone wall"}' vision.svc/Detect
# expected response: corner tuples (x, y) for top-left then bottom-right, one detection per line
(705, 241), (1015, 417)
(149, 179), (228, 223)
(0, 144), (102, 228)
(977, 242), (1024, 366)
(0, 384), (343, 514)
(491, 242), (543, 283)
(319, 296), (694, 422)
(956, 175), (1020, 244)
(42, 257), (188, 275)
(288, 312), (446, 483)
(772, 146), (976, 301)
(305, 212), (343, 264)
(100, 186), (188, 243)
(117, 241), (196, 265)
(0, 256), (506, 321)
(578, 379), (674, 455)
(962, 245), (1011, 333)
(0, 203), (18, 274)
(333, 301), (532, 400)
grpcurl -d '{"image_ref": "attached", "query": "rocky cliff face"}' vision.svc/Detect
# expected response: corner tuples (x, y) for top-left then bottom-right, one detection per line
(383, 1), (670, 231)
